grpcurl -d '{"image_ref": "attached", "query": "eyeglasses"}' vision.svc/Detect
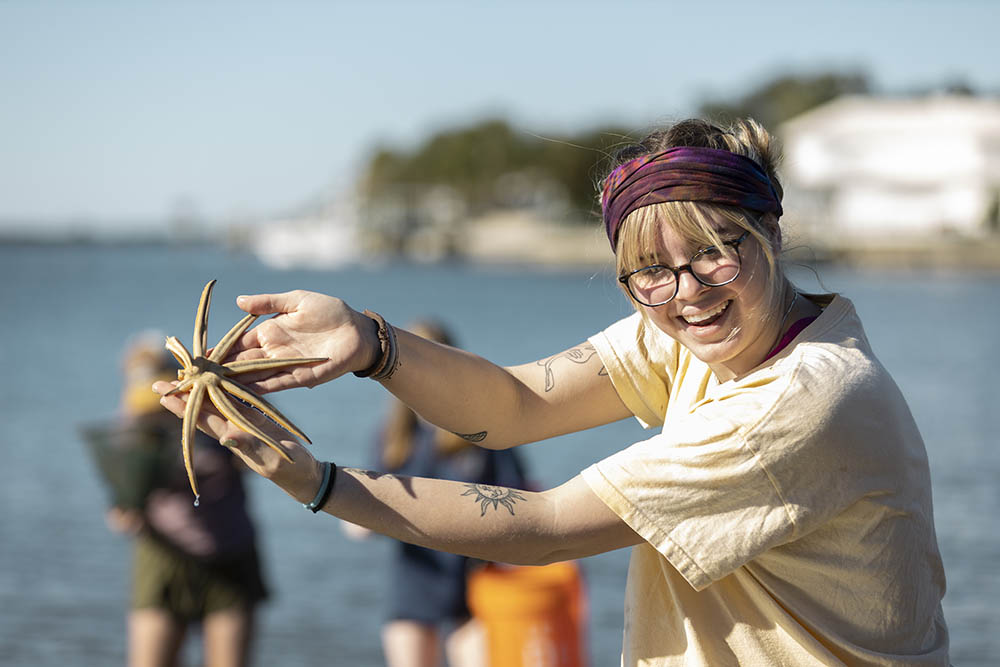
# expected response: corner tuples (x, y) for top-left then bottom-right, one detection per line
(618, 230), (750, 307)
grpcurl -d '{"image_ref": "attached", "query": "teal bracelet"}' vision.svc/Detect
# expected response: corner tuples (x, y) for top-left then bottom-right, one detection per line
(303, 461), (335, 513)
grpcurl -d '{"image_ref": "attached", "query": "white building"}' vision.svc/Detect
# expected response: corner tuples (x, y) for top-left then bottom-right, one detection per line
(779, 95), (1000, 240)
(251, 197), (361, 270)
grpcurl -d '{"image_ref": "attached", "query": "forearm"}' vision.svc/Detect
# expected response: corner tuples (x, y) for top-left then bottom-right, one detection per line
(226, 291), (624, 445)
(376, 328), (538, 448)
(306, 466), (640, 565)
(375, 328), (628, 449)
(322, 466), (559, 565)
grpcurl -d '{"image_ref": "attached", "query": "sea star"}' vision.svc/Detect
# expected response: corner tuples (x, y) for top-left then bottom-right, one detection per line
(164, 279), (324, 502)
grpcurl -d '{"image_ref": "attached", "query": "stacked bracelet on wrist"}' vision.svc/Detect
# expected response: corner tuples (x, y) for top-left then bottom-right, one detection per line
(352, 310), (399, 381)
(303, 461), (336, 513)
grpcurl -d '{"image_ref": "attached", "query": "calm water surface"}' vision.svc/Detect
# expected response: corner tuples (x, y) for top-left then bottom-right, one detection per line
(0, 244), (996, 665)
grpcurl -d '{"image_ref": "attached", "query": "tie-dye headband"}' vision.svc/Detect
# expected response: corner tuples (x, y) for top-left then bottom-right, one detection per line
(601, 146), (783, 249)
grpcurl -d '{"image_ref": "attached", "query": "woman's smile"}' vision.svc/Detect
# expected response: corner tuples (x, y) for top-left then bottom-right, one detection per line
(679, 299), (732, 328)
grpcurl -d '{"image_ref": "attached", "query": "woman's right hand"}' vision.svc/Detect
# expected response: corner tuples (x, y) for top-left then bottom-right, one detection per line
(226, 290), (380, 394)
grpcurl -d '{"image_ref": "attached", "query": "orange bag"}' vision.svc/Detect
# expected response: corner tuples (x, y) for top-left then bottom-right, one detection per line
(467, 561), (587, 667)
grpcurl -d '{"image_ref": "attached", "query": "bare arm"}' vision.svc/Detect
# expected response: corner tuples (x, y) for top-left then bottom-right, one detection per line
(152, 383), (642, 564)
(326, 469), (641, 565)
(382, 330), (630, 448)
(229, 290), (632, 449)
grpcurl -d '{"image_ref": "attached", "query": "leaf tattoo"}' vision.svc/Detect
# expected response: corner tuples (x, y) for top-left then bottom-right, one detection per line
(461, 483), (526, 516)
(537, 344), (601, 392)
(454, 430), (487, 443)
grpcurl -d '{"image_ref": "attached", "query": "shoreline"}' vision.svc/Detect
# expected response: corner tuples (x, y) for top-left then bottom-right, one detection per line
(3, 221), (998, 272)
(783, 236), (1000, 272)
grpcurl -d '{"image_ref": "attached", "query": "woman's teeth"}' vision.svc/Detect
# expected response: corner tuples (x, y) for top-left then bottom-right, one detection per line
(682, 300), (730, 325)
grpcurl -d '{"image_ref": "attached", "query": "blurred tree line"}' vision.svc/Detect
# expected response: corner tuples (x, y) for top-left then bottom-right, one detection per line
(359, 70), (874, 232)
(362, 120), (632, 222)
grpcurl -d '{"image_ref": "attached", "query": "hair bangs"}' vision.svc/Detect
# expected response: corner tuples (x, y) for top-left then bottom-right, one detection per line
(617, 203), (769, 269)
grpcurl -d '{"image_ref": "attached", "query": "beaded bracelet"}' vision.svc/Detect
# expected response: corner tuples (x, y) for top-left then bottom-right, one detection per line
(352, 310), (399, 381)
(303, 461), (336, 513)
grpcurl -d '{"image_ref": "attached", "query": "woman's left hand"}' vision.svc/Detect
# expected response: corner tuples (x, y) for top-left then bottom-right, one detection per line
(152, 380), (327, 504)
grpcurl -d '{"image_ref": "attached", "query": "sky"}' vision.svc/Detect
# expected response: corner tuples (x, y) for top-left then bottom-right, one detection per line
(1, 0), (997, 232)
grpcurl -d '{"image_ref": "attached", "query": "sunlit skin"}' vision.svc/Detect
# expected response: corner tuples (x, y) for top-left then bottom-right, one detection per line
(637, 221), (786, 382)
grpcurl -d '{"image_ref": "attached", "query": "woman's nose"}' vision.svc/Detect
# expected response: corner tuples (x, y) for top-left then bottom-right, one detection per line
(674, 269), (708, 301)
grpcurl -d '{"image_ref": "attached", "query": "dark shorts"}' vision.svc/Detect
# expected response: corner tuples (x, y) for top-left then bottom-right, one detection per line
(131, 534), (268, 620)
(388, 542), (470, 624)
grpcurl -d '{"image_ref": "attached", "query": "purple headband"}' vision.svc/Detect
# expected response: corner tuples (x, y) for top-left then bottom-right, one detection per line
(601, 146), (783, 249)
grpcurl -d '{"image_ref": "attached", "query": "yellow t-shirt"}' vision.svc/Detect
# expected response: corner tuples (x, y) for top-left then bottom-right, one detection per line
(582, 295), (948, 666)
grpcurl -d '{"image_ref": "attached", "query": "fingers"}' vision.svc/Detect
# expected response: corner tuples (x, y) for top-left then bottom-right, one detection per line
(154, 381), (229, 441)
(153, 380), (301, 455)
(227, 320), (285, 361)
(236, 291), (303, 316)
(241, 372), (310, 395)
(152, 380), (318, 500)
(154, 381), (237, 440)
(228, 293), (305, 357)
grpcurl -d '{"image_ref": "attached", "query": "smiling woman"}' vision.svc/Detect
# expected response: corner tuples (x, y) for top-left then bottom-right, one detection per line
(154, 117), (949, 666)
(584, 119), (946, 663)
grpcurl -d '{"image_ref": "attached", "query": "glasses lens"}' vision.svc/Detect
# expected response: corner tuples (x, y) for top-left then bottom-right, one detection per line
(628, 266), (676, 305)
(690, 246), (740, 286)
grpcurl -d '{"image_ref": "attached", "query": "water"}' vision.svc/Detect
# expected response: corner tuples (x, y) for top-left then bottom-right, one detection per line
(0, 244), (997, 665)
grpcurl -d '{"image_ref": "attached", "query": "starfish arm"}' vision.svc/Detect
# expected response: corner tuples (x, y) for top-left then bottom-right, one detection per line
(222, 357), (326, 375)
(208, 312), (260, 363)
(218, 376), (312, 444)
(165, 336), (194, 369)
(181, 383), (207, 498)
(193, 279), (216, 358)
(206, 384), (294, 463)
(164, 377), (195, 396)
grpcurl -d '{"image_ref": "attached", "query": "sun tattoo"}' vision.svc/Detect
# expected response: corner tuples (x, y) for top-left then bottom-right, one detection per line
(461, 483), (526, 516)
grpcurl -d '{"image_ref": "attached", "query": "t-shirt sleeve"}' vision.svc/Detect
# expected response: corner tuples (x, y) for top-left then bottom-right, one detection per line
(588, 313), (677, 429)
(581, 379), (799, 591)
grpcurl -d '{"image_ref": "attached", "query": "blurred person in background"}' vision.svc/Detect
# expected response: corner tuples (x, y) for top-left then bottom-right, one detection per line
(342, 319), (529, 667)
(155, 117), (948, 666)
(84, 332), (268, 667)
(346, 320), (588, 667)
